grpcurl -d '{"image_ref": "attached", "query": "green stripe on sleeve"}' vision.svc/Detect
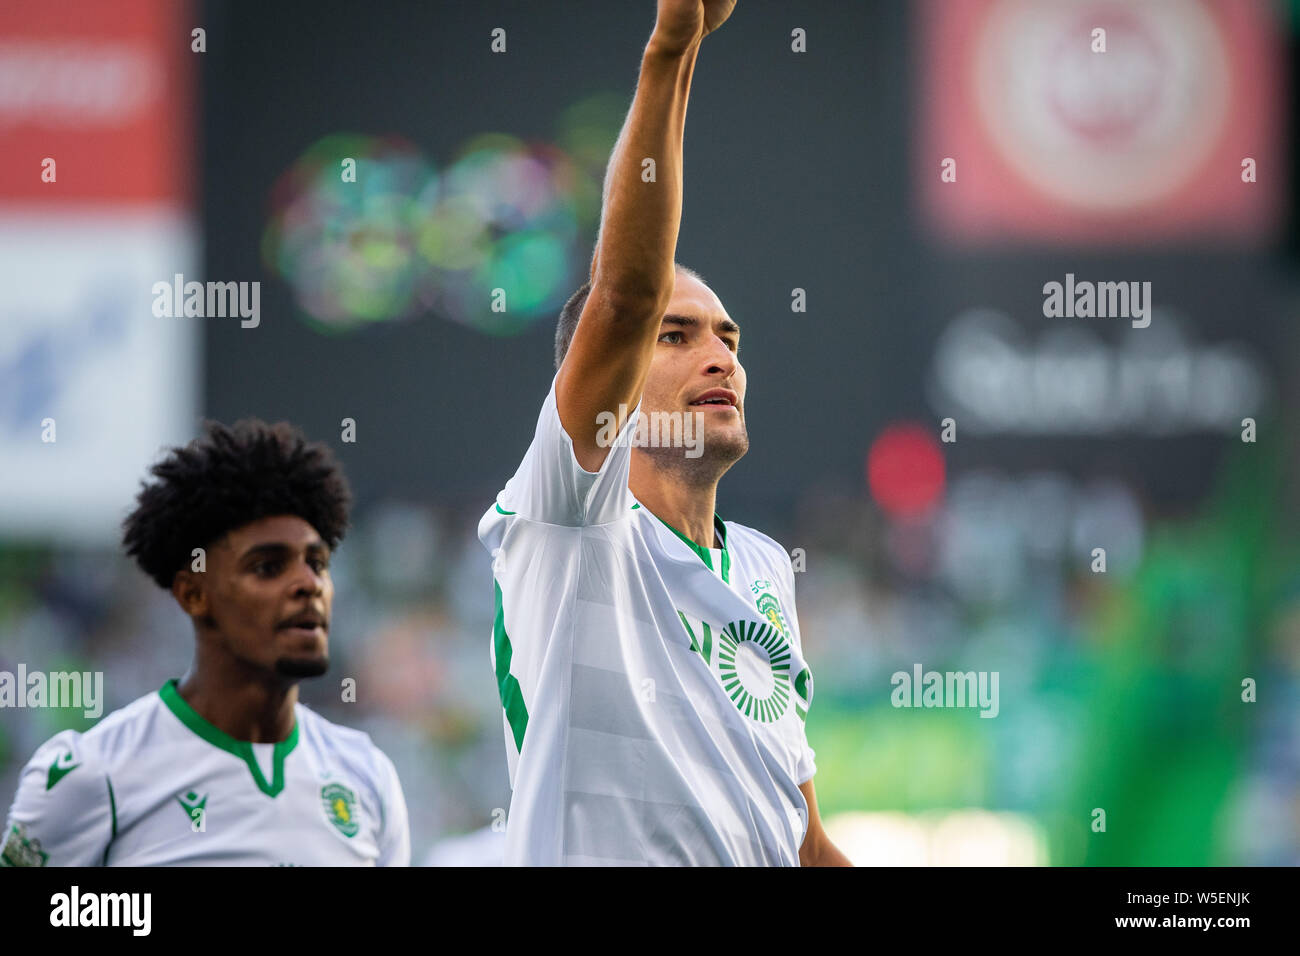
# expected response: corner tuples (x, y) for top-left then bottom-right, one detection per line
(102, 776), (117, 866)
(493, 581), (529, 753)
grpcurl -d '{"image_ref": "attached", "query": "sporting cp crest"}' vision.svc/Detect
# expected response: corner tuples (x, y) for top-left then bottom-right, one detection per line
(320, 783), (360, 838)
(754, 589), (789, 638)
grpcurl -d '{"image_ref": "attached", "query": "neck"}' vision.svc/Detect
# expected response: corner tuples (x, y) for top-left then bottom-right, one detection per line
(177, 641), (298, 743)
(630, 452), (720, 548)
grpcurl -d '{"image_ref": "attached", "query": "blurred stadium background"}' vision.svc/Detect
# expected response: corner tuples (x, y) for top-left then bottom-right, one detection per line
(2, 0), (1298, 865)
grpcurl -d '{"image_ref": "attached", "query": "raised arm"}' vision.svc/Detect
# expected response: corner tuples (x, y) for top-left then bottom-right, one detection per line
(556, 0), (736, 473)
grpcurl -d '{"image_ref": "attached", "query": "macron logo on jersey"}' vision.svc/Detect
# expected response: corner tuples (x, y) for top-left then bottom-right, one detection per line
(45, 752), (80, 790)
(177, 791), (208, 831)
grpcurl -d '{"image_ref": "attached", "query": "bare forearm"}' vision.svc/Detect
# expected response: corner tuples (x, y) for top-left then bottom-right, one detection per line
(801, 837), (854, 867)
(589, 37), (700, 308)
(798, 778), (854, 866)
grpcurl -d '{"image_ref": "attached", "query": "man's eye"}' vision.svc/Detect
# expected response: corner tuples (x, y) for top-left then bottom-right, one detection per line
(659, 331), (684, 344)
(309, 558), (329, 573)
(254, 562), (279, 577)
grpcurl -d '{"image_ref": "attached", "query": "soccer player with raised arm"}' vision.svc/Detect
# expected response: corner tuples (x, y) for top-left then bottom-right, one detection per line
(479, 0), (851, 866)
(2, 420), (410, 866)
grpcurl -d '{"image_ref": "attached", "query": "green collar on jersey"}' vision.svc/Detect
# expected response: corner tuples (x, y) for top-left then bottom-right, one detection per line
(158, 679), (299, 798)
(643, 507), (730, 584)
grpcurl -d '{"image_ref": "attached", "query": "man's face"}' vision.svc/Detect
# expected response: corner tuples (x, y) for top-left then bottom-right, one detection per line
(181, 514), (333, 679)
(639, 272), (749, 468)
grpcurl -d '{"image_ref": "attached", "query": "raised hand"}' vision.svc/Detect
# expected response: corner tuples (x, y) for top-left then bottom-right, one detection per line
(652, 0), (737, 55)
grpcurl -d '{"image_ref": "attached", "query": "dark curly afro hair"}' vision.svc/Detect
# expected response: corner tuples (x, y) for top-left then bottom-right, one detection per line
(122, 418), (352, 589)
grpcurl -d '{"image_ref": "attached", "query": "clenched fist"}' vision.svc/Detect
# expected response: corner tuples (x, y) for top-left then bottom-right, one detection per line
(652, 0), (737, 55)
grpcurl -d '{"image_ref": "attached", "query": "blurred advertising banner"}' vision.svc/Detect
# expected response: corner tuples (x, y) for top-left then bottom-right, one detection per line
(0, 0), (197, 544)
(917, 0), (1287, 245)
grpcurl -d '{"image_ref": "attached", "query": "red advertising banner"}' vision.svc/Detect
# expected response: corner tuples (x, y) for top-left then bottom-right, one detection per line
(0, 0), (193, 205)
(917, 0), (1286, 245)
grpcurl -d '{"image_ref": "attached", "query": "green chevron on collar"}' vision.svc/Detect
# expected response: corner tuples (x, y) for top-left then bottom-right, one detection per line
(650, 511), (730, 583)
(158, 679), (298, 797)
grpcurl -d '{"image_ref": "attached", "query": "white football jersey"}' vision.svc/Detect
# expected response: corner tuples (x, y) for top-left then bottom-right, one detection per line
(478, 376), (817, 866)
(2, 680), (410, 866)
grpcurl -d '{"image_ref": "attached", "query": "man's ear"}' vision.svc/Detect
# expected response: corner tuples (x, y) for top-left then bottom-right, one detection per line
(171, 568), (210, 620)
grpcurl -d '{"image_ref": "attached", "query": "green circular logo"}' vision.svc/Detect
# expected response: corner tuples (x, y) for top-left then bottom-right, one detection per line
(718, 621), (792, 723)
(321, 782), (360, 838)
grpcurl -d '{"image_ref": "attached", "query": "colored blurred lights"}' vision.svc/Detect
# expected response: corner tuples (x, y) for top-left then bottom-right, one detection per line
(866, 423), (947, 518)
(262, 110), (615, 336)
(261, 134), (433, 332)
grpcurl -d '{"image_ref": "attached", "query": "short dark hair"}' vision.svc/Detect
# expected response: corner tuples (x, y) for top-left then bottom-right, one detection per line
(122, 418), (352, 589)
(554, 263), (705, 370)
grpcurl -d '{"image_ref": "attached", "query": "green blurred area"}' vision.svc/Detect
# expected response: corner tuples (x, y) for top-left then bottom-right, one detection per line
(808, 430), (1295, 865)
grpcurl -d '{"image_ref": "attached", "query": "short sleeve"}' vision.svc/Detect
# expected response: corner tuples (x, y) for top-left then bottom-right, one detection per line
(2, 731), (114, 867)
(496, 373), (641, 527)
(374, 751), (411, 867)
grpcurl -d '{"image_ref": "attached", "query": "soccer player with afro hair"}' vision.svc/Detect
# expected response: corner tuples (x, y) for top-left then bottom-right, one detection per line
(123, 417), (351, 688)
(2, 418), (411, 866)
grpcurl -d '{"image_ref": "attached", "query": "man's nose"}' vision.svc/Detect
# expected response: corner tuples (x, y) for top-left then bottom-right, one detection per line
(704, 337), (737, 376)
(290, 560), (324, 595)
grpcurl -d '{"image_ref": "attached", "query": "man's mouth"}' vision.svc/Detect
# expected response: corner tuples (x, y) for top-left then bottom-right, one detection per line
(688, 388), (738, 410)
(277, 611), (327, 637)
